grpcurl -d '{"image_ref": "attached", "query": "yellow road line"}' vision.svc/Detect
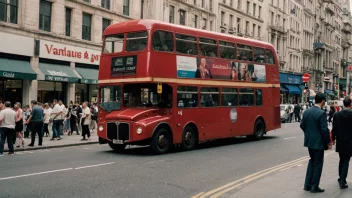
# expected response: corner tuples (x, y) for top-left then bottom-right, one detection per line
(191, 192), (205, 198)
(196, 156), (310, 198)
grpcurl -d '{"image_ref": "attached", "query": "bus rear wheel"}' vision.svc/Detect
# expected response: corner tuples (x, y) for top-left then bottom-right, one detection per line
(181, 126), (197, 151)
(151, 128), (172, 154)
(108, 142), (126, 152)
(248, 119), (265, 140)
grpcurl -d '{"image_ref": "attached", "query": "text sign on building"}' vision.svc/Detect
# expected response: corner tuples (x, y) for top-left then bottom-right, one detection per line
(0, 32), (34, 56)
(39, 40), (101, 65)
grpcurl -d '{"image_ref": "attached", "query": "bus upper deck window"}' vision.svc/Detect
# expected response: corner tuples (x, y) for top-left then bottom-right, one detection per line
(237, 44), (253, 61)
(266, 49), (275, 64)
(152, 31), (174, 52)
(199, 38), (218, 58)
(175, 34), (198, 55)
(126, 31), (148, 52)
(104, 34), (124, 54)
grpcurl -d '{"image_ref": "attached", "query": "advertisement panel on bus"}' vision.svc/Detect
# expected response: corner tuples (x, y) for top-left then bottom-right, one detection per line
(176, 55), (266, 82)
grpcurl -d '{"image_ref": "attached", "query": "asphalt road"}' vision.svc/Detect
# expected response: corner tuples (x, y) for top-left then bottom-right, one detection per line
(0, 122), (308, 198)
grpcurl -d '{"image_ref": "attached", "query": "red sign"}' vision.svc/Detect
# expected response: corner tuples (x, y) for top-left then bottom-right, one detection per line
(302, 73), (310, 82)
(348, 65), (352, 71)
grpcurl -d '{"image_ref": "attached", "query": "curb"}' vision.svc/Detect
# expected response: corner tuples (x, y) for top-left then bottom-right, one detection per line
(4, 141), (99, 152)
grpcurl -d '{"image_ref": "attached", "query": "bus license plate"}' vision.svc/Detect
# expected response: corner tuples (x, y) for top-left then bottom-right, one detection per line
(113, 139), (123, 144)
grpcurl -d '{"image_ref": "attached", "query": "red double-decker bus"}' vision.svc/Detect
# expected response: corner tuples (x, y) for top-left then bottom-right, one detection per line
(97, 20), (281, 154)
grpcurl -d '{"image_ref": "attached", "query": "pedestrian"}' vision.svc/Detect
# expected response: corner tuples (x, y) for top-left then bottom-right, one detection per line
(335, 102), (340, 112)
(14, 102), (25, 148)
(50, 99), (63, 140)
(300, 92), (332, 193)
(90, 103), (98, 134)
(81, 101), (91, 141)
(65, 103), (72, 134)
(59, 100), (66, 136)
(75, 101), (82, 135)
(26, 100), (44, 147)
(294, 102), (301, 122)
(328, 105), (335, 125)
(331, 97), (352, 189)
(23, 104), (32, 138)
(43, 103), (52, 137)
(0, 101), (17, 155)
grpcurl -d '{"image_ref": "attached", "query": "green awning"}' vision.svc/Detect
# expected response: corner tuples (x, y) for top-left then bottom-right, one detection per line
(39, 63), (79, 82)
(0, 58), (37, 80)
(339, 79), (347, 85)
(75, 67), (98, 84)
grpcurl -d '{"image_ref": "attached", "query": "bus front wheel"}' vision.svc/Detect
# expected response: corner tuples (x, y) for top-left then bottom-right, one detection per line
(108, 142), (126, 152)
(151, 128), (172, 154)
(248, 119), (265, 140)
(181, 126), (197, 151)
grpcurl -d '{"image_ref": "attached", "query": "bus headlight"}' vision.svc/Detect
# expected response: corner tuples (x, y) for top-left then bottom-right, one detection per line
(136, 127), (142, 135)
(98, 125), (104, 132)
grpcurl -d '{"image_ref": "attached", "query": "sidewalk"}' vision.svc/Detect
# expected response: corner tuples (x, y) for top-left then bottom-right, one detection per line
(227, 153), (352, 198)
(4, 132), (98, 152)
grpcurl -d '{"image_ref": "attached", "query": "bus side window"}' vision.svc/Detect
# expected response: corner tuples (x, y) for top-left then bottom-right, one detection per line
(239, 88), (254, 106)
(199, 38), (218, 58)
(254, 48), (265, 63)
(221, 88), (238, 107)
(256, 89), (263, 106)
(219, 41), (235, 59)
(152, 31), (174, 52)
(177, 86), (198, 108)
(237, 44), (253, 61)
(266, 49), (275, 64)
(200, 87), (219, 107)
(175, 34), (198, 55)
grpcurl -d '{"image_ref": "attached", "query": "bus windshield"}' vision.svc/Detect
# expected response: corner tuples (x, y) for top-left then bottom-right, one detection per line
(123, 83), (172, 108)
(99, 86), (122, 112)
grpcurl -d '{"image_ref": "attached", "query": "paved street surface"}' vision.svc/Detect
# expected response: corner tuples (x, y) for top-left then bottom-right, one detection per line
(3, 132), (98, 152)
(0, 122), (350, 198)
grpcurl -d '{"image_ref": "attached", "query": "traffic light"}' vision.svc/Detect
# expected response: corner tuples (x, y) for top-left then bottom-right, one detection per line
(341, 59), (347, 67)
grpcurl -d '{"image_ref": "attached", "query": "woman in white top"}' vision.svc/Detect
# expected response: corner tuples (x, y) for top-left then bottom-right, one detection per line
(43, 103), (52, 137)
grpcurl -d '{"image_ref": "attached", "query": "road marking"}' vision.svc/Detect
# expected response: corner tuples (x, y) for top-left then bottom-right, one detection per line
(195, 156), (310, 198)
(284, 137), (296, 140)
(191, 192), (205, 198)
(74, 162), (115, 170)
(194, 151), (334, 198)
(0, 168), (73, 181)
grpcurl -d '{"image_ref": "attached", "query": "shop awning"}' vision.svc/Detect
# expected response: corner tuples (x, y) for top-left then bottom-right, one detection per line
(39, 63), (79, 83)
(325, 89), (334, 96)
(75, 67), (98, 84)
(282, 84), (302, 94)
(280, 85), (289, 93)
(0, 58), (37, 80)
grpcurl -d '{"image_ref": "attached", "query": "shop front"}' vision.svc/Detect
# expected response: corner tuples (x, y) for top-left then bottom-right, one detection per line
(324, 89), (335, 100)
(37, 63), (79, 104)
(75, 67), (98, 103)
(339, 79), (347, 98)
(0, 57), (37, 104)
(280, 73), (303, 104)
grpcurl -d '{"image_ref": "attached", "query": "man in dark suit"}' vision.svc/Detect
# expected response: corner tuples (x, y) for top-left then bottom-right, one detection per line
(331, 97), (352, 189)
(300, 92), (332, 193)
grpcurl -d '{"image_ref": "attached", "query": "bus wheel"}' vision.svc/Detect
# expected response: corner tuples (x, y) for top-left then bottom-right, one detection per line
(108, 142), (126, 152)
(248, 119), (265, 140)
(151, 128), (172, 154)
(181, 126), (197, 151)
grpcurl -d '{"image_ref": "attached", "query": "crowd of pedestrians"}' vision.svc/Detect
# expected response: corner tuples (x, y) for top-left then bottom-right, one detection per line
(0, 100), (98, 155)
(300, 93), (352, 193)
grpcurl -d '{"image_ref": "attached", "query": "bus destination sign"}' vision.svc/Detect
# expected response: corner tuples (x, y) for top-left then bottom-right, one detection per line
(111, 55), (137, 75)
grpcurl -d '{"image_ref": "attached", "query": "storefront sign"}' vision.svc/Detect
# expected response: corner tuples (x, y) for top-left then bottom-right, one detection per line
(46, 76), (69, 82)
(2, 72), (15, 78)
(279, 73), (302, 84)
(39, 40), (101, 65)
(81, 79), (98, 84)
(0, 32), (34, 56)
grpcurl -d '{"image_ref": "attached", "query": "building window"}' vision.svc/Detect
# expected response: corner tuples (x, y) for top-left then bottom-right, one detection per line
(169, 5), (174, 23)
(179, 9), (186, 25)
(102, 18), (111, 34)
(39, 0), (52, 32)
(202, 18), (207, 29)
(0, 0), (18, 24)
(209, 0), (213, 11)
(65, 8), (71, 36)
(202, 0), (205, 7)
(210, 20), (213, 31)
(246, 1), (250, 14)
(194, 15), (198, 28)
(83, 0), (90, 3)
(82, 13), (92, 41)
(101, 0), (110, 9)
(123, 0), (129, 16)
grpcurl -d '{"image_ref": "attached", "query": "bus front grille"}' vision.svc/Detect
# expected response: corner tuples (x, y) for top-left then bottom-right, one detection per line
(106, 122), (130, 141)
